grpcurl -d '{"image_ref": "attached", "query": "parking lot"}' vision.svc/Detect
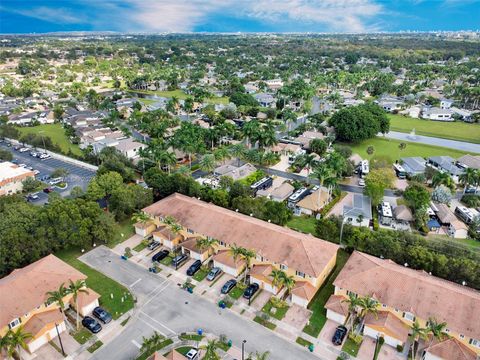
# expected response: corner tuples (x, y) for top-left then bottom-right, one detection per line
(0, 142), (96, 204)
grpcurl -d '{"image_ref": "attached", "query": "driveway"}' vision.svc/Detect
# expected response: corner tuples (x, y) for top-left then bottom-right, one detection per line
(283, 304), (312, 331)
(79, 246), (321, 360)
(357, 336), (376, 360)
(318, 319), (339, 345)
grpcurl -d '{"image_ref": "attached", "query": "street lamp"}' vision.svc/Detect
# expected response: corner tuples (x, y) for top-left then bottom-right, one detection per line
(242, 340), (247, 360)
(54, 322), (65, 356)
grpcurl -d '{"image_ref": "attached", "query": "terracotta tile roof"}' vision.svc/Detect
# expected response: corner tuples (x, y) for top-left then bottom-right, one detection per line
(434, 203), (456, 224)
(73, 289), (100, 309)
(148, 350), (186, 360)
(425, 338), (477, 360)
(153, 226), (184, 241)
(143, 193), (338, 278)
(23, 309), (64, 342)
(180, 237), (205, 253)
(364, 311), (410, 341)
(334, 251), (480, 339)
(213, 250), (245, 269)
(324, 294), (349, 316)
(296, 188), (329, 211)
(291, 281), (317, 301)
(0, 255), (86, 327)
(134, 220), (154, 229)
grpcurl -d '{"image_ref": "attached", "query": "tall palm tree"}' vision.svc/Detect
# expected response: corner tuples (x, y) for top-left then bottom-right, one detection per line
(459, 168), (478, 194)
(279, 272), (296, 300)
(213, 147), (231, 164)
(5, 326), (32, 360)
(164, 216), (183, 266)
(0, 334), (11, 358)
(342, 293), (361, 329)
(200, 153), (216, 173)
(270, 269), (284, 292)
(229, 244), (245, 270)
(68, 279), (89, 330)
(131, 211), (150, 224)
(310, 164), (333, 210)
(432, 171), (454, 191)
(202, 339), (221, 360)
(229, 144), (246, 166)
(46, 283), (69, 324)
(242, 120), (261, 148)
(240, 248), (256, 284)
(409, 320), (428, 360)
(196, 237), (218, 256)
(356, 297), (379, 335)
(426, 317), (449, 348)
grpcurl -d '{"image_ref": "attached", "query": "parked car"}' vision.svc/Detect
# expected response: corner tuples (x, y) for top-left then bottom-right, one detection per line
(152, 249), (169, 262)
(243, 283), (259, 299)
(358, 179), (365, 187)
(19, 147), (30, 153)
(49, 177), (63, 186)
(40, 153), (50, 160)
(206, 267), (222, 281)
(43, 187), (54, 193)
(30, 151), (38, 157)
(171, 254), (188, 268)
(332, 325), (347, 346)
(186, 260), (202, 276)
(221, 279), (237, 294)
(82, 316), (102, 333)
(186, 349), (199, 360)
(18, 164), (27, 168)
(33, 170), (40, 175)
(13, 145), (22, 151)
(92, 307), (112, 324)
(147, 240), (161, 251)
(27, 193), (39, 201)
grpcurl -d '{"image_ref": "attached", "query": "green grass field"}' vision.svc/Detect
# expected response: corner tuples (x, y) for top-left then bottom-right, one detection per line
(132, 89), (230, 105)
(55, 247), (135, 319)
(287, 216), (317, 235)
(346, 136), (475, 163)
(17, 124), (82, 156)
(388, 114), (480, 144)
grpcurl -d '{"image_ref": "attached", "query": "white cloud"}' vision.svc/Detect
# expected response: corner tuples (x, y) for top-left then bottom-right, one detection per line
(5, 6), (86, 24)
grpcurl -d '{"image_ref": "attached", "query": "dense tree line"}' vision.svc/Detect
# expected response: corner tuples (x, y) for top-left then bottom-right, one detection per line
(144, 167), (292, 225)
(316, 216), (480, 290)
(0, 195), (116, 277)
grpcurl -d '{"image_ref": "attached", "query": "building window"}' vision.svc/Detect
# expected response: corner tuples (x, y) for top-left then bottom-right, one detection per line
(469, 338), (480, 348)
(280, 264), (287, 270)
(8, 318), (21, 329)
(402, 312), (415, 322)
(444, 328), (450, 334)
(296, 271), (305, 278)
(382, 304), (387, 308)
(346, 290), (357, 298)
(460, 334), (465, 339)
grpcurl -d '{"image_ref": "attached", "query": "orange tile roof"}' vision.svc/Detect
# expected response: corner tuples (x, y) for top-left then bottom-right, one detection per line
(23, 309), (63, 341)
(324, 294), (349, 316)
(73, 289), (100, 309)
(180, 238), (205, 253)
(213, 250), (246, 269)
(334, 251), (480, 339)
(291, 281), (317, 301)
(364, 311), (410, 341)
(0, 255), (86, 327)
(143, 193), (338, 277)
(426, 338), (477, 360)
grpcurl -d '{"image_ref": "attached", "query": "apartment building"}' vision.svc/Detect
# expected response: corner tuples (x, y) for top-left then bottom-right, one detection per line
(0, 255), (100, 354)
(0, 161), (35, 196)
(137, 193), (339, 308)
(325, 251), (480, 358)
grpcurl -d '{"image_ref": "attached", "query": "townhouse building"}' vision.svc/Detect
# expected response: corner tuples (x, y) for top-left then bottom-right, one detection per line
(325, 251), (480, 359)
(136, 193), (339, 308)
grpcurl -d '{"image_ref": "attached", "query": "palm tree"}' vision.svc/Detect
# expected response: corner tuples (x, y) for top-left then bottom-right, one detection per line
(5, 326), (32, 360)
(432, 171), (454, 191)
(1, 334), (11, 358)
(240, 248), (256, 284)
(68, 279), (89, 330)
(253, 351), (270, 360)
(200, 153), (216, 173)
(279, 272), (296, 300)
(242, 120), (261, 148)
(310, 164), (333, 210)
(229, 244), (245, 270)
(426, 317), (449, 348)
(459, 168), (478, 194)
(131, 211), (150, 225)
(356, 296), (379, 335)
(270, 269), (284, 292)
(229, 144), (246, 166)
(202, 339), (221, 360)
(409, 320), (428, 360)
(196, 237), (218, 256)
(46, 283), (69, 324)
(164, 216), (183, 267)
(213, 147), (231, 164)
(342, 293), (361, 329)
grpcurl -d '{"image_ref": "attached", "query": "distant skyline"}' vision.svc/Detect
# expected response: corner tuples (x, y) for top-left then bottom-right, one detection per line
(0, 0), (479, 34)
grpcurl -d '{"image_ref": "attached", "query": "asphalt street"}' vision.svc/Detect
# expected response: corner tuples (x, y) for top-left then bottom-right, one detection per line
(0, 142), (96, 203)
(383, 131), (480, 154)
(80, 247), (322, 360)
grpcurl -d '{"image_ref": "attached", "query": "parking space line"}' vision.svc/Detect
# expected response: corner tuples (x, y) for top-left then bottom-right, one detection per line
(131, 340), (141, 349)
(130, 278), (142, 287)
(143, 282), (170, 307)
(137, 314), (167, 336)
(139, 311), (176, 335)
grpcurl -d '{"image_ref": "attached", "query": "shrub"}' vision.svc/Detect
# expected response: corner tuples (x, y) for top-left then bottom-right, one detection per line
(462, 194), (480, 208)
(396, 345), (404, 352)
(348, 333), (363, 345)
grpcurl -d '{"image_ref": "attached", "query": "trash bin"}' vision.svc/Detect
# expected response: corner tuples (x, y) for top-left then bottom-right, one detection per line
(308, 344), (314, 352)
(227, 340), (232, 347)
(197, 329), (203, 336)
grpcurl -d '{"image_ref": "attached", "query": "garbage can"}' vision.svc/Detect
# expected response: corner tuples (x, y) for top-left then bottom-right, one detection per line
(197, 329), (203, 336)
(308, 344), (314, 352)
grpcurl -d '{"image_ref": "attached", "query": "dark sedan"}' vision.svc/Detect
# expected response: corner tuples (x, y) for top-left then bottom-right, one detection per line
(243, 283), (259, 299)
(186, 260), (202, 276)
(152, 249), (169, 262)
(332, 325), (347, 345)
(82, 316), (102, 333)
(92, 307), (112, 324)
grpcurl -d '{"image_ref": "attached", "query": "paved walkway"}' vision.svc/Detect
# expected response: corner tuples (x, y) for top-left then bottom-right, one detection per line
(382, 131), (480, 154)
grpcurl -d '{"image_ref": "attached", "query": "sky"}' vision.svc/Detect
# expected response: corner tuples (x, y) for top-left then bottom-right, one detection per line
(0, 0), (479, 34)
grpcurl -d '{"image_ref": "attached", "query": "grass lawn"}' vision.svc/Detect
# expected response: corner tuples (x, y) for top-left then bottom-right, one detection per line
(388, 114), (480, 144)
(262, 298), (289, 321)
(17, 124), (82, 156)
(286, 216), (317, 235)
(346, 136), (475, 163)
(133, 241), (148, 252)
(179, 334), (204, 341)
(229, 286), (244, 300)
(342, 337), (362, 357)
(160, 255), (173, 266)
(303, 249), (350, 337)
(175, 346), (194, 356)
(192, 269), (208, 282)
(72, 328), (92, 345)
(87, 340), (103, 353)
(429, 235), (480, 249)
(253, 316), (276, 330)
(296, 337), (313, 348)
(136, 339), (173, 360)
(109, 218), (136, 248)
(55, 247), (135, 319)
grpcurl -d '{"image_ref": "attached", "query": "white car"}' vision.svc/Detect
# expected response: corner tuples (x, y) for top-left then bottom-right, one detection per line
(40, 154), (50, 160)
(19, 147), (30, 152)
(185, 349), (198, 360)
(358, 179), (366, 187)
(33, 170), (40, 175)
(19, 163), (27, 168)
